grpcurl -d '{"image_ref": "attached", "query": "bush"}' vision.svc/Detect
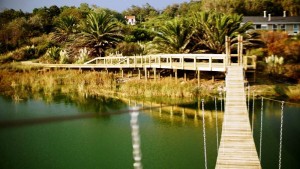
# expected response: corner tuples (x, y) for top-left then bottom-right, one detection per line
(75, 47), (90, 64)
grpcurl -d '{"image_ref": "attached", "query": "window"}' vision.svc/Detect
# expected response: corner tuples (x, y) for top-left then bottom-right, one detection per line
(256, 24), (261, 29)
(280, 25), (286, 31)
(294, 24), (299, 33)
(261, 24), (268, 30)
(273, 24), (277, 31)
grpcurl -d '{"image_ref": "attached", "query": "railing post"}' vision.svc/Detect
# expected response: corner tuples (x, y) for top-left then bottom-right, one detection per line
(181, 56), (184, 69)
(141, 56), (143, 65)
(134, 56), (136, 67)
(209, 56), (212, 71)
(170, 56), (172, 68)
(225, 36), (231, 66)
(158, 55), (161, 68)
(194, 57), (197, 70)
(127, 57), (130, 67)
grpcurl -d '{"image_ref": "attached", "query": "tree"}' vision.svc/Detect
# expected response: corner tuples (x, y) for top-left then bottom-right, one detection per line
(53, 15), (78, 43)
(191, 11), (253, 53)
(77, 11), (123, 57)
(162, 4), (179, 18)
(281, 0), (300, 16)
(201, 0), (243, 14)
(152, 18), (192, 53)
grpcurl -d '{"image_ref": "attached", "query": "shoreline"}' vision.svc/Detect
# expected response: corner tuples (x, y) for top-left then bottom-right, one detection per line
(0, 63), (299, 103)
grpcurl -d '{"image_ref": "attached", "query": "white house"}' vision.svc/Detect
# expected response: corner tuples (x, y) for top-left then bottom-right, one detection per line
(242, 11), (300, 35)
(125, 16), (136, 25)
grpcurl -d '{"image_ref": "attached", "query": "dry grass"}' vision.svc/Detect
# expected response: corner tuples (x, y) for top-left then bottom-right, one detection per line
(0, 63), (299, 102)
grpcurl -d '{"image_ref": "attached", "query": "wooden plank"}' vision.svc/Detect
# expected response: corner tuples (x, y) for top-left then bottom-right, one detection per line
(216, 65), (261, 169)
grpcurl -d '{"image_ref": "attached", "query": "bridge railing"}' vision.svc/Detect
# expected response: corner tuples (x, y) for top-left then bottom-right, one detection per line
(84, 54), (227, 71)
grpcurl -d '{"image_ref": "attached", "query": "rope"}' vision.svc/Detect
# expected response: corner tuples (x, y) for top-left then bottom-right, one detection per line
(248, 84), (250, 113)
(252, 91), (255, 135)
(202, 99), (208, 169)
(279, 101), (285, 169)
(220, 92), (223, 114)
(215, 97), (219, 150)
(262, 97), (300, 106)
(130, 108), (143, 169)
(220, 91), (225, 155)
(259, 97), (264, 162)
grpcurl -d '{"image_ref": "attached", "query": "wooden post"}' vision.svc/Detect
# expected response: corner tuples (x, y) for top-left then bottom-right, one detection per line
(138, 69), (141, 79)
(144, 67), (148, 81)
(194, 57), (197, 70)
(120, 68), (124, 78)
(212, 75), (215, 82)
(134, 56), (136, 67)
(237, 35), (243, 65)
(174, 69), (178, 83)
(197, 70), (200, 87)
(209, 57), (212, 70)
(225, 36), (231, 65)
(158, 55), (161, 68)
(184, 71), (187, 82)
(153, 68), (157, 81)
(158, 71), (161, 80)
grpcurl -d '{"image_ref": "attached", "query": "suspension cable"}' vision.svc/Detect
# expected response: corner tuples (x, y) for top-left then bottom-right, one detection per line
(279, 101), (285, 169)
(252, 91), (255, 135)
(261, 97), (300, 106)
(130, 108), (143, 169)
(259, 97), (264, 162)
(248, 84), (250, 113)
(202, 99), (208, 169)
(214, 97), (219, 150)
(220, 92), (223, 114)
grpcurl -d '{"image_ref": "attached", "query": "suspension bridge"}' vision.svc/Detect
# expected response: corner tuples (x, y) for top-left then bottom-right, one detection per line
(215, 65), (261, 168)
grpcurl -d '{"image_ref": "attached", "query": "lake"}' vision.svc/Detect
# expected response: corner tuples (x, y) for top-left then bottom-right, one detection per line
(0, 94), (299, 169)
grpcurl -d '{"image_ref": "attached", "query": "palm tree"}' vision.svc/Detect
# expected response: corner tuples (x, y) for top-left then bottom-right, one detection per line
(53, 15), (78, 43)
(152, 18), (192, 53)
(78, 11), (123, 57)
(191, 11), (253, 53)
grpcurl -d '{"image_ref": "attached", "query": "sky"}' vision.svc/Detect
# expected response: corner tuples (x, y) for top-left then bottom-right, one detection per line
(0, 0), (190, 12)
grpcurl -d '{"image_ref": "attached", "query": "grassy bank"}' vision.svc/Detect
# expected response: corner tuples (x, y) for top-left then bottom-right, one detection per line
(0, 63), (299, 103)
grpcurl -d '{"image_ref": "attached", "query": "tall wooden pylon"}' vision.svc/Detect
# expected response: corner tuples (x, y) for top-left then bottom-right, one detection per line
(225, 36), (231, 66)
(237, 35), (243, 66)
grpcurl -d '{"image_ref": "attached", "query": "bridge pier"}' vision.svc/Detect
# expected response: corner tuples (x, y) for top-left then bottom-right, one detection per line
(197, 70), (201, 87)
(174, 69), (178, 83)
(153, 68), (157, 81)
(144, 68), (148, 81)
(120, 68), (124, 78)
(138, 69), (141, 79)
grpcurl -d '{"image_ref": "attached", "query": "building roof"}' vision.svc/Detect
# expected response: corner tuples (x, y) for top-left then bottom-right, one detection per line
(243, 16), (300, 24)
(125, 16), (135, 19)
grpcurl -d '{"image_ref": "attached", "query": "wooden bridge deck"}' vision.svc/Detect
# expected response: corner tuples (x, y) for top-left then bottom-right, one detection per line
(216, 66), (261, 168)
(22, 54), (227, 72)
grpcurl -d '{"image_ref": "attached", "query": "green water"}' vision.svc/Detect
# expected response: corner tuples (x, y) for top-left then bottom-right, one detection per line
(0, 94), (299, 169)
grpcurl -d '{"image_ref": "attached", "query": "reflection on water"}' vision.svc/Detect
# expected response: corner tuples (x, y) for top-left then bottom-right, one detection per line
(0, 93), (299, 169)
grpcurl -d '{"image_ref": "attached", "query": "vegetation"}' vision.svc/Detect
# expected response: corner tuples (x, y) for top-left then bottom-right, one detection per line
(0, 0), (299, 101)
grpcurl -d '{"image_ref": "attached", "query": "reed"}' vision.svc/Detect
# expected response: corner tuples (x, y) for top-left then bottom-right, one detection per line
(1, 65), (299, 102)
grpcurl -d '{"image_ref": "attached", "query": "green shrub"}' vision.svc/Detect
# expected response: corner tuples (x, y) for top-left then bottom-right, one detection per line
(75, 47), (90, 64)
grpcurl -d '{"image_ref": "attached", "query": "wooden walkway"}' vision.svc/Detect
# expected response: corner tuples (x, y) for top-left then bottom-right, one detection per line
(216, 65), (261, 168)
(22, 54), (227, 72)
